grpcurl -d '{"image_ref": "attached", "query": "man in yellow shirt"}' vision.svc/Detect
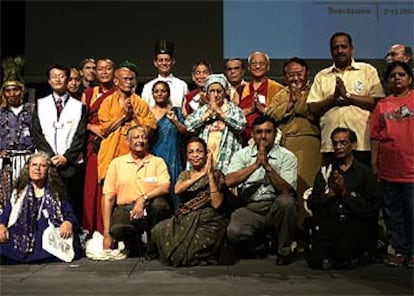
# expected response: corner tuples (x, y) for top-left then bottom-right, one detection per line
(307, 32), (385, 165)
(102, 125), (171, 258)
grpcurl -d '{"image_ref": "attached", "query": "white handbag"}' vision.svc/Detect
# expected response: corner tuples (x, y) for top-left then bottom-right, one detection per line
(41, 210), (75, 263)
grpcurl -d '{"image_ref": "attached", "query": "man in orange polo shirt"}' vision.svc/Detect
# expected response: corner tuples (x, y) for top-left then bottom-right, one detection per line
(102, 125), (171, 258)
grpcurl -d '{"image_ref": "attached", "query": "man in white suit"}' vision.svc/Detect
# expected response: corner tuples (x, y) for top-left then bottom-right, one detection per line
(32, 63), (87, 221)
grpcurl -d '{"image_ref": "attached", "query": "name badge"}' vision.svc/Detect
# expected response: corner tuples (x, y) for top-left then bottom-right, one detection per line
(143, 176), (157, 183)
(400, 104), (411, 118)
(53, 121), (64, 129)
(257, 94), (266, 105)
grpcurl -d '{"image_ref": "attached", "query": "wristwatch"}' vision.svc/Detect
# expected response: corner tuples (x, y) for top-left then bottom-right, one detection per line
(345, 92), (351, 99)
(142, 195), (148, 202)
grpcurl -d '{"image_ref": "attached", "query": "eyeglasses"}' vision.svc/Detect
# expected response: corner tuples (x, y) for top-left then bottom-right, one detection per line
(249, 61), (267, 67)
(332, 140), (351, 147)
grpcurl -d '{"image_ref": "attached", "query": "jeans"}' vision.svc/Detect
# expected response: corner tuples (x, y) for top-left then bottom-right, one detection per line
(380, 180), (414, 256)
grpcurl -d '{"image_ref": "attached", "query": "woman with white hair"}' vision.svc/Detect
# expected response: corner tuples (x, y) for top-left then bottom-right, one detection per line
(0, 151), (82, 264)
(184, 74), (246, 174)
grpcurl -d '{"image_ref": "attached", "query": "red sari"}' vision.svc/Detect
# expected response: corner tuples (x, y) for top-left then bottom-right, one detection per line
(82, 86), (115, 234)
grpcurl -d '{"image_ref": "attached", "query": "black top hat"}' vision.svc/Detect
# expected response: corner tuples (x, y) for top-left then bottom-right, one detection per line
(154, 40), (174, 56)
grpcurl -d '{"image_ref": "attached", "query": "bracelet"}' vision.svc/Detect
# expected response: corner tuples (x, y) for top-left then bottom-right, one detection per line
(210, 190), (218, 194)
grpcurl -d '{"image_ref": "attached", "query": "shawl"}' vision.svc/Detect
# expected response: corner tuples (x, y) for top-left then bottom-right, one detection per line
(10, 182), (63, 258)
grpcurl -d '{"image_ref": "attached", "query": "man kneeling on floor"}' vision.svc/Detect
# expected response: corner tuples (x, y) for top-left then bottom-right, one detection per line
(102, 125), (171, 258)
(225, 115), (298, 265)
(306, 127), (382, 270)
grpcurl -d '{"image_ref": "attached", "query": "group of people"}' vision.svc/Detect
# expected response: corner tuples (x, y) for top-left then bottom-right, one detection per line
(0, 32), (412, 270)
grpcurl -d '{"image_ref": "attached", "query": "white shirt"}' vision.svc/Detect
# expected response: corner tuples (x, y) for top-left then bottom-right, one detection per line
(141, 73), (188, 108)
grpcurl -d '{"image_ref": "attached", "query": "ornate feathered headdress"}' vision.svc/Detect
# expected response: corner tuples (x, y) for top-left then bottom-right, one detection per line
(1, 56), (25, 90)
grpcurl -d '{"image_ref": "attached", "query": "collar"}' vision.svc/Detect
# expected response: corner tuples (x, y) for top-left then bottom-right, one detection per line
(286, 80), (311, 94)
(9, 105), (24, 116)
(126, 152), (152, 165)
(52, 92), (69, 104)
(157, 73), (174, 83)
(230, 79), (246, 89)
(328, 59), (360, 73)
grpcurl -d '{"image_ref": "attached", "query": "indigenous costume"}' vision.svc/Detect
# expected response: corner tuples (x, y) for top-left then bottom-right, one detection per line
(267, 83), (322, 226)
(97, 92), (156, 181)
(184, 74), (246, 174)
(0, 57), (34, 212)
(151, 170), (230, 267)
(239, 78), (283, 145)
(0, 183), (82, 263)
(184, 88), (207, 115)
(82, 86), (115, 234)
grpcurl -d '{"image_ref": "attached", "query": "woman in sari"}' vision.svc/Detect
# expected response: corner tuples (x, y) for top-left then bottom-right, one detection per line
(0, 151), (82, 264)
(151, 137), (233, 267)
(150, 81), (188, 210)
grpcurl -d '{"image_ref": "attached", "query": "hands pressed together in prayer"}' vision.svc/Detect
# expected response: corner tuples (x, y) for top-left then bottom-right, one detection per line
(205, 151), (214, 179)
(202, 99), (225, 122)
(255, 141), (272, 172)
(286, 82), (302, 112)
(333, 77), (351, 105)
(328, 170), (347, 198)
(123, 97), (134, 121)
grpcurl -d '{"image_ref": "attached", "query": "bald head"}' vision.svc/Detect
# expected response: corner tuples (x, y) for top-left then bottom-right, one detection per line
(114, 68), (136, 94)
(385, 44), (412, 64)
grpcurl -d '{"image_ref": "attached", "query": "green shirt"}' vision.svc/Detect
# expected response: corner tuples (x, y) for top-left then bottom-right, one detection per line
(227, 144), (297, 202)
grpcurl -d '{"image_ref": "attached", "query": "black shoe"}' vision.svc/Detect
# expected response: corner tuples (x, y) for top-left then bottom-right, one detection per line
(275, 254), (292, 266)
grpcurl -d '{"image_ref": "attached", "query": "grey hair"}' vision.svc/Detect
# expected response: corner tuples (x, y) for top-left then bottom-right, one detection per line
(247, 51), (270, 65)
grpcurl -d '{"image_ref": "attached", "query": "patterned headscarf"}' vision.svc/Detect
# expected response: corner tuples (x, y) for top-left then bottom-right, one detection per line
(204, 74), (228, 92)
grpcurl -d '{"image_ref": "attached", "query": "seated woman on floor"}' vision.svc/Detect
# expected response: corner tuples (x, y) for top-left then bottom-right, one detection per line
(151, 137), (233, 267)
(0, 151), (82, 264)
